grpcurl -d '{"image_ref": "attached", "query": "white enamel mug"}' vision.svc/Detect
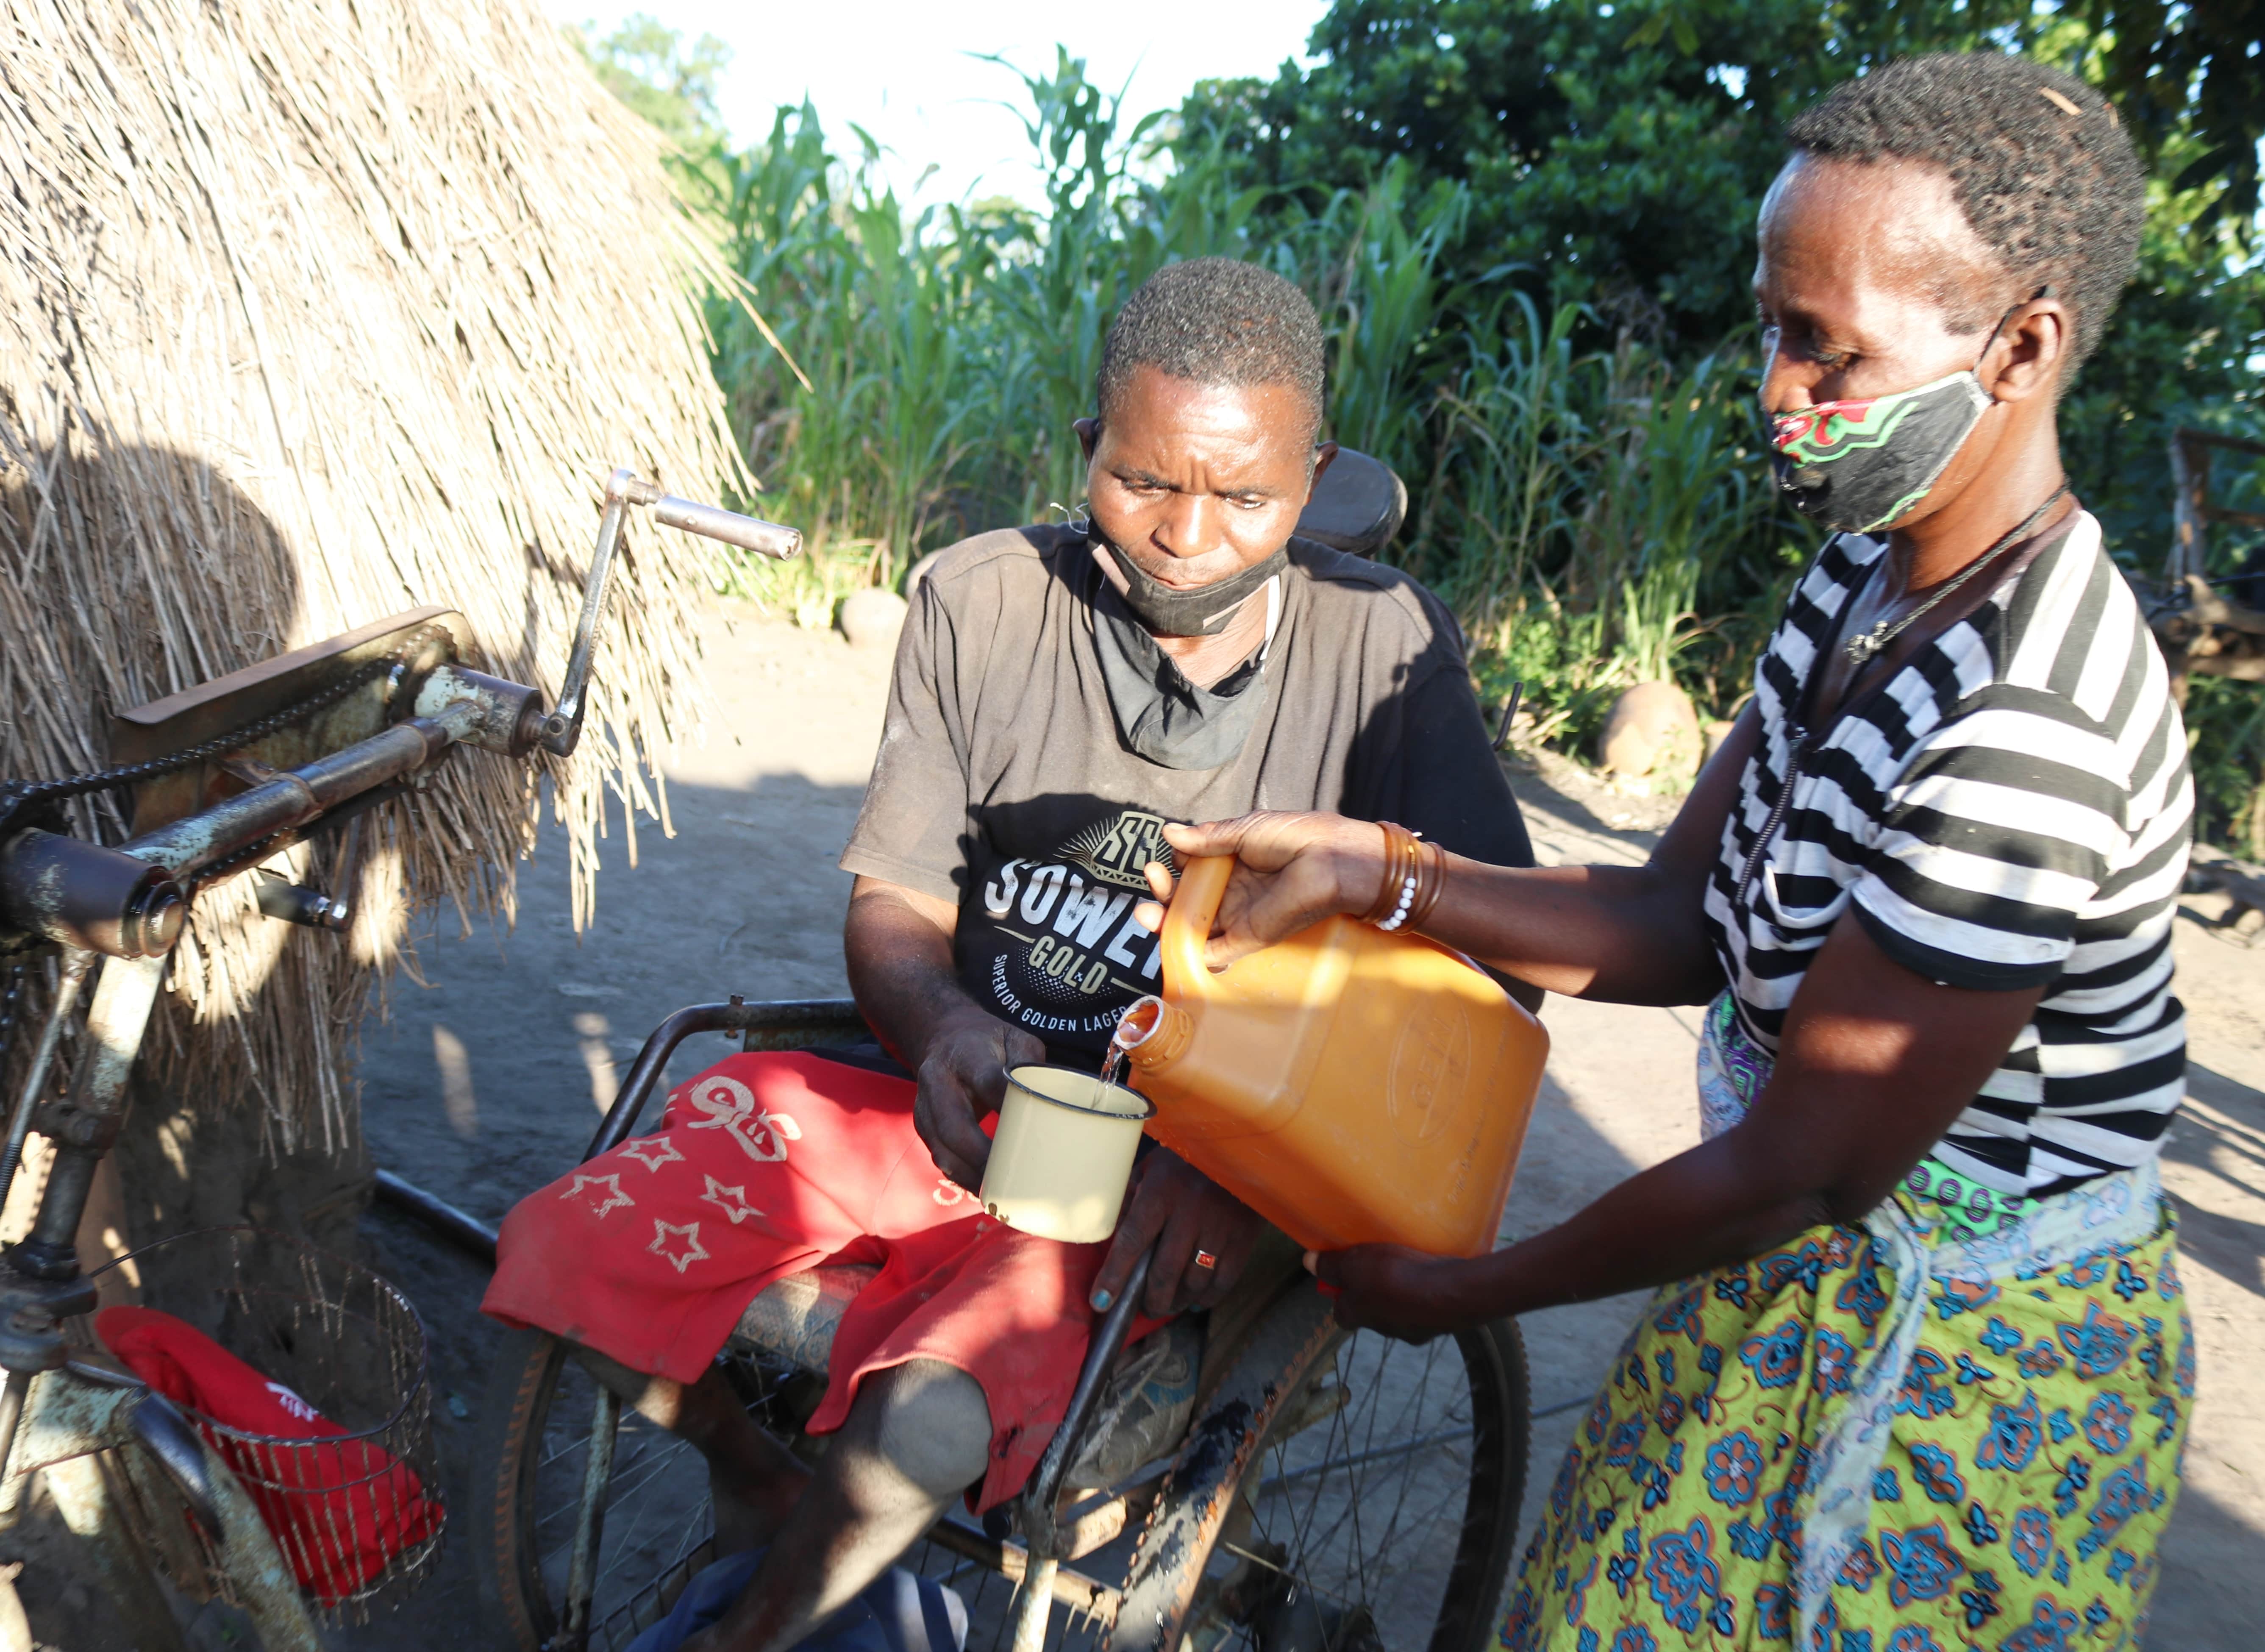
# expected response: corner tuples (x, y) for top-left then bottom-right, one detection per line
(978, 1065), (1154, 1243)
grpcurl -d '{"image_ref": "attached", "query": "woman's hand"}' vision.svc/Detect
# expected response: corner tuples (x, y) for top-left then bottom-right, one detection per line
(1135, 812), (1390, 969)
(1304, 1245), (1486, 1343)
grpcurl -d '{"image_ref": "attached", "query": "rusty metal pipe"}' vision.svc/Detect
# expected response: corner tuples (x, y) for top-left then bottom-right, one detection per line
(414, 663), (546, 756)
(541, 475), (631, 756)
(22, 955), (166, 1267)
(1006, 1244), (1154, 1649)
(920, 1519), (1123, 1621)
(0, 949), (92, 1213)
(543, 468), (802, 757)
(614, 469), (802, 562)
(120, 708), (470, 882)
(0, 1371), (27, 1484)
(0, 832), (185, 959)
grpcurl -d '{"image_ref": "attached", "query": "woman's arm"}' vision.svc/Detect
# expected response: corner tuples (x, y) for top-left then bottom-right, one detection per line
(1156, 704), (1762, 1005)
(1312, 913), (2043, 1339)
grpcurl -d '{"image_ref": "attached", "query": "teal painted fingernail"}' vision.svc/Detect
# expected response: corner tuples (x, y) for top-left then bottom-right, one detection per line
(1091, 1289), (1113, 1311)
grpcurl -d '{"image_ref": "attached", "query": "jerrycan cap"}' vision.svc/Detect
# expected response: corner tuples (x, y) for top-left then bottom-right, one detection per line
(1113, 996), (1193, 1068)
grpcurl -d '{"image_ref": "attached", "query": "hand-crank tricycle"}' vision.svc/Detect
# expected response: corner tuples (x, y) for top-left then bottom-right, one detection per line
(0, 470), (798, 1647)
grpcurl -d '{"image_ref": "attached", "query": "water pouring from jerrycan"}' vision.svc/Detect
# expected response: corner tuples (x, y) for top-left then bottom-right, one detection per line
(977, 852), (1549, 1260)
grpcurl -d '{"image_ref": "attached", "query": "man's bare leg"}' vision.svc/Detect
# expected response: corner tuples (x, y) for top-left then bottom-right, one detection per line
(680, 1358), (992, 1652)
(574, 1348), (811, 1552)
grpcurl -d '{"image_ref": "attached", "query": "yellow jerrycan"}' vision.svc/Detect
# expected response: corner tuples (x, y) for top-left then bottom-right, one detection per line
(1113, 854), (1548, 1256)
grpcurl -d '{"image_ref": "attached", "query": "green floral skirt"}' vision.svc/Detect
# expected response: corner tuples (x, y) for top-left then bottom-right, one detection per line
(1500, 998), (2195, 1652)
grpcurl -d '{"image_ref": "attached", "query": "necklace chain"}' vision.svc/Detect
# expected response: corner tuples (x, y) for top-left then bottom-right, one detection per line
(1843, 486), (2070, 665)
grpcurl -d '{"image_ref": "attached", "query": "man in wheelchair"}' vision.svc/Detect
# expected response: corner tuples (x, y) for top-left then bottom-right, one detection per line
(484, 257), (1534, 1649)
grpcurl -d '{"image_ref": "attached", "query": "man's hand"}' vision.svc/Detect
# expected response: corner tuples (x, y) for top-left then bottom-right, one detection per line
(846, 877), (1047, 1189)
(1305, 1245), (1485, 1343)
(914, 1009), (1045, 1190)
(1092, 1150), (1267, 1318)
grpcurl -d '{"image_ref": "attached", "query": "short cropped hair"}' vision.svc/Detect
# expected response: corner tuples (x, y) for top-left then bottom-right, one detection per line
(1097, 258), (1327, 441)
(1785, 53), (2146, 370)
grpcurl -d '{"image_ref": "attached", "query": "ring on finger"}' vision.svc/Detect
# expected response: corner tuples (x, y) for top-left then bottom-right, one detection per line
(1192, 1250), (1218, 1271)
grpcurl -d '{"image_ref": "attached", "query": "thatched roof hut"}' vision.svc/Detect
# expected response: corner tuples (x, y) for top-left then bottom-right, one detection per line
(0, 0), (742, 1163)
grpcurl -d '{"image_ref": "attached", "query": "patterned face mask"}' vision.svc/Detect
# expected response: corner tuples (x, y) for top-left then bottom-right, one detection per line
(1761, 292), (2039, 535)
(1762, 371), (1993, 534)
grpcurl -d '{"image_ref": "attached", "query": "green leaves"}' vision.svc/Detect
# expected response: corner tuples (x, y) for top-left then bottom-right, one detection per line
(584, 8), (2263, 835)
(1626, 4), (1703, 56)
(2087, 0), (2265, 243)
(565, 14), (732, 152)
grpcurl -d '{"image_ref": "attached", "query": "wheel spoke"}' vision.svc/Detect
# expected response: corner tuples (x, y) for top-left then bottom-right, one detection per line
(538, 1432), (699, 1573)
(1218, 1326), (1516, 1651)
(499, 1321), (1523, 1652)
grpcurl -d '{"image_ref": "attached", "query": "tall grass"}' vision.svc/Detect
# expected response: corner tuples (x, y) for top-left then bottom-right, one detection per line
(690, 55), (1798, 768)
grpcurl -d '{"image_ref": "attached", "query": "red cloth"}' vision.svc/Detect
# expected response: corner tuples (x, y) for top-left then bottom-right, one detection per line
(94, 1305), (440, 1604)
(481, 1051), (1141, 1510)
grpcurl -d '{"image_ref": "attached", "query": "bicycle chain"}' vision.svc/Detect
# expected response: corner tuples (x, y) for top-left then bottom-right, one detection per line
(0, 622), (455, 845)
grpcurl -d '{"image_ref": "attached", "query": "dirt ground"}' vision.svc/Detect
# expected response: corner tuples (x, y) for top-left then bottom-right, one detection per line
(42, 600), (2258, 1647)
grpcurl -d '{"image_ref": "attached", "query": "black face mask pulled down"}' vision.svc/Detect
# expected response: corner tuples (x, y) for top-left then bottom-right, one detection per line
(1099, 539), (1288, 636)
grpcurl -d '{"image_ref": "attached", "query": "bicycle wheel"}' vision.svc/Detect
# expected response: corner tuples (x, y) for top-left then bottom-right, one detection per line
(478, 1328), (791, 1652)
(479, 1307), (1529, 1652)
(1114, 1294), (1530, 1652)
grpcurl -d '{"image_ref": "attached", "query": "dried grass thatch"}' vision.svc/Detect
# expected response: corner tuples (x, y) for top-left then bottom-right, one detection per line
(0, 0), (745, 1156)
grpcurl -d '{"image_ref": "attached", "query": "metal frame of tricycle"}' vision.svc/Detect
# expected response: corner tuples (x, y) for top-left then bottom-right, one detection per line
(0, 469), (801, 1648)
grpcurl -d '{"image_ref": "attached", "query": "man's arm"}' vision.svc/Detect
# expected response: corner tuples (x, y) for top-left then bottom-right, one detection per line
(845, 875), (1044, 1189)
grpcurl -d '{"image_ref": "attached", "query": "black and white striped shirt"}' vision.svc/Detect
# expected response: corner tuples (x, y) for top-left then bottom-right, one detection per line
(1702, 513), (2191, 1196)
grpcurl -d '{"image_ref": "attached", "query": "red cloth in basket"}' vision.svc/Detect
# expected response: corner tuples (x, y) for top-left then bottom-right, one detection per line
(95, 1304), (440, 1603)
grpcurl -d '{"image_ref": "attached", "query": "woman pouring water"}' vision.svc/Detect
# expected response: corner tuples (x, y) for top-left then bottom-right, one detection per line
(1139, 55), (2194, 1652)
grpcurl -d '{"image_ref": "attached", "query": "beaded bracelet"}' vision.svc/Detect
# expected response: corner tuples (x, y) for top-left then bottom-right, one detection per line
(1407, 837), (1445, 931)
(1360, 821), (1416, 926)
(1362, 822), (1445, 932)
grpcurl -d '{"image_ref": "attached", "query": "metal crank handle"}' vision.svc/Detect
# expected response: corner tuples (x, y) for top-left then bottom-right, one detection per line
(647, 491), (802, 561)
(541, 467), (802, 758)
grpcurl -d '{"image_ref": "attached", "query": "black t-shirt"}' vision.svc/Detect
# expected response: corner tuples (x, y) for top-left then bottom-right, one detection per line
(839, 525), (1535, 1067)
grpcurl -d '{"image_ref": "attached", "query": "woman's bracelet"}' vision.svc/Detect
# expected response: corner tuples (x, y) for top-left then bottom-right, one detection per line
(1363, 822), (1445, 932)
(1360, 822), (1417, 926)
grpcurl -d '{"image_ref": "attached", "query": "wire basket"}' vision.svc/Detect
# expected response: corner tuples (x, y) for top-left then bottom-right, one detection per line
(74, 1225), (444, 1622)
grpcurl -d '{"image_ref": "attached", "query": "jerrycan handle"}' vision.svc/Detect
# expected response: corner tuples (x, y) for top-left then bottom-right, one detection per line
(1160, 855), (1234, 998)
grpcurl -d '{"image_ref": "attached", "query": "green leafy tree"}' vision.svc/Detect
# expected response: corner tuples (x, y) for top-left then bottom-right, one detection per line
(1173, 0), (2037, 345)
(1175, 0), (2262, 342)
(568, 12), (732, 152)
(2089, 0), (2265, 242)
(1173, 0), (2265, 840)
